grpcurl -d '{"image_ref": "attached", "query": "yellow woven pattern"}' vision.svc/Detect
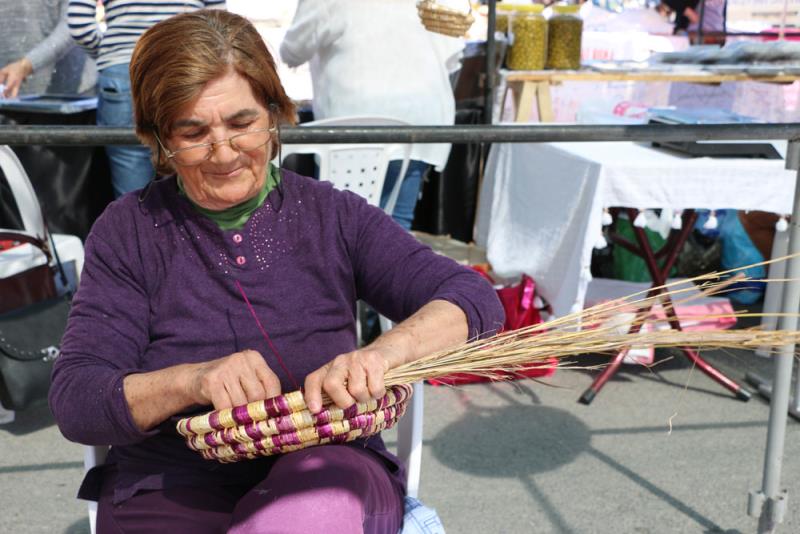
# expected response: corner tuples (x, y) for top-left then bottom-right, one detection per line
(176, 385), (412, 462)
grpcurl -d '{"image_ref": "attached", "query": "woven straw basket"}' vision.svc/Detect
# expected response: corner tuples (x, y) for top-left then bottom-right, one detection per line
(177, 384), (412, 463)
(417, 0), (475, 38)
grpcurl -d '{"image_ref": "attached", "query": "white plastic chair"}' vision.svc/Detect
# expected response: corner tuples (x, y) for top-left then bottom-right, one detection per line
(279, 116), (412, 216)
(0, 146), (85, 280)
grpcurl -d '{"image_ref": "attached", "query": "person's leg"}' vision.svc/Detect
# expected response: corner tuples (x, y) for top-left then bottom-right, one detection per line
(96, 63), (155, 198)
(229, 445), (404, 534)
(380, 160), (430, 231)
(95, 468), (242, 534)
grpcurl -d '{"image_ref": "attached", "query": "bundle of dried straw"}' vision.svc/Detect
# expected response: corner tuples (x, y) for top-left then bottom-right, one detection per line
(384, 272), (795, 387)
(179, 258), (800, 462)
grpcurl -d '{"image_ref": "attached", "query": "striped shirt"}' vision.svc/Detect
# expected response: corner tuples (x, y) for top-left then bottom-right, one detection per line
(67, 0), (226, 71)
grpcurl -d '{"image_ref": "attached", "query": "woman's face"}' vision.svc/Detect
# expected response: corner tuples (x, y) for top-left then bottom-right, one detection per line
(166, 70), (272, 211)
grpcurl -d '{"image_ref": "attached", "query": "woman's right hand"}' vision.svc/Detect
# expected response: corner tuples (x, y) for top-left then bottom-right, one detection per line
(187, 349), (282, 410)
(0, 57), (32, 99)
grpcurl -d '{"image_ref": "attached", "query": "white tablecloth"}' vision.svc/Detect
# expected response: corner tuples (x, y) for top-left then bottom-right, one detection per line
(475, 142), (797, 317)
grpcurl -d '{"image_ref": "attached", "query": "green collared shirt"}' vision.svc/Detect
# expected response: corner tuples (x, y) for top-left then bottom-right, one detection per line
(178, 164), (280, 230)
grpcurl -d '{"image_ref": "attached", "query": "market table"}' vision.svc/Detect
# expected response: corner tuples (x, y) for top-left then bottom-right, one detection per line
(501, 69), (800, 122)
(475, 140), (797, 401)
(475, 141), (796, 317)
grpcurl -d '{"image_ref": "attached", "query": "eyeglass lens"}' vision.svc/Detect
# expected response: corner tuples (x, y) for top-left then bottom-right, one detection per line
(172, 129), (271, 165)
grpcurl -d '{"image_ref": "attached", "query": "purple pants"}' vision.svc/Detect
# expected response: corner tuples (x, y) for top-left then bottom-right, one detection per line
(97, 445), (404, 533)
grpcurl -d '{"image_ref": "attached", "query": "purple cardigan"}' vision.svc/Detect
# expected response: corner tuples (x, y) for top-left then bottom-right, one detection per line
(50, 170), (504, 503)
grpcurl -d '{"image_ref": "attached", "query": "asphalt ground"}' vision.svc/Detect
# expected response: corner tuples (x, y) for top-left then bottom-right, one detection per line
(2, 338), (800, 533)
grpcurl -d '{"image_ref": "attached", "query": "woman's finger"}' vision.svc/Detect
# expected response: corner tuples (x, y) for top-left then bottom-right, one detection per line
(365, 358), (387, 400)
(324, 363), (356, 409)
(346, 363), (371, 403)
(304, 367), (327, 414)
(223, 377), (248, 408)
(239, 373), (267, 403)
(209, 386), (233, 411)
(254, 365), (282, 399)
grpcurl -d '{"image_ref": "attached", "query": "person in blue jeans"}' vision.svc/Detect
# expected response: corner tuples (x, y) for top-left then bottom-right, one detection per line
(68, 0), (227, 197)
(96, 63), (154, 197)
(380, 160), (430, 230)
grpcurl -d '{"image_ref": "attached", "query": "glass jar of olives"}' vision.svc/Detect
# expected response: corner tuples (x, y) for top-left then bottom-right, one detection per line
(506, 4), (547, 71)
(546, 4), (583, 70)
(496, 2), (515, 36)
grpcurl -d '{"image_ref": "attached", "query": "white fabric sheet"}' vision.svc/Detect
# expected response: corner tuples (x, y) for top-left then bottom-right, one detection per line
(475, 142), (797, 318)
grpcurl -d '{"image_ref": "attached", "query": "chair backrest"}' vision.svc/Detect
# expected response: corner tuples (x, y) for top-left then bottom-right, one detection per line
(0, 145), (45, 238)
(279, 116), (412, 215)
(0, 145), (86, 281)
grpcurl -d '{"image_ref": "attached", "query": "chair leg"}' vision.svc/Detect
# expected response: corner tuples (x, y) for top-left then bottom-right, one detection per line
(397, 382), (424, 499)
(378, 314), (393, 336)
(83, 445), (108, 534)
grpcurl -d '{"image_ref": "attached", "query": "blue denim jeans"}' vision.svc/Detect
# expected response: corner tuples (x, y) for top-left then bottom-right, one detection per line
(380, 159), (430, 231)
(97, 63), (154, 197)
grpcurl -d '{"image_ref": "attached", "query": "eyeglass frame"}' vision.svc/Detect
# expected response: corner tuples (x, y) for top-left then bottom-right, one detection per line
(154, 125), (278, 166)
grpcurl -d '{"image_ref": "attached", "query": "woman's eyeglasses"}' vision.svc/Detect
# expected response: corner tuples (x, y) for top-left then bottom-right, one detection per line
(156, 126), (277, 166)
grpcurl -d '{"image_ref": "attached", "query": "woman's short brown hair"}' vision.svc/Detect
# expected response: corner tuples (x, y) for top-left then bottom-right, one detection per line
(130, 9), (296, 175)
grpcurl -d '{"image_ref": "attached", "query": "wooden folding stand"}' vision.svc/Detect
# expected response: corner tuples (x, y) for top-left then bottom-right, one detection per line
(579, 208), (753, 405)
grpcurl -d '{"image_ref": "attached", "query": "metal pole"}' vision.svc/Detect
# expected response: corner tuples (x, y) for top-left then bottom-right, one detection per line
(2, 123), (800, 145)
(748, 140), (800, 532)
(485, 0), (497, 125)
(697, 0), (706, 44)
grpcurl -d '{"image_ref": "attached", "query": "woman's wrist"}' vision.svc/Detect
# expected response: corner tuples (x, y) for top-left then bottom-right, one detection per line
(368, 326), (415, 370)
(123, 364), (202, 431)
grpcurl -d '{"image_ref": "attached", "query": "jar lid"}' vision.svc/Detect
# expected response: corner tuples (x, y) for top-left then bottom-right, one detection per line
(552, 4), (581, 14)
(513, 4), (545, 13)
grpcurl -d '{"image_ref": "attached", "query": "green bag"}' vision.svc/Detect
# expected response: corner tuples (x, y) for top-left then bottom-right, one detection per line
(612, 218), (675, 282)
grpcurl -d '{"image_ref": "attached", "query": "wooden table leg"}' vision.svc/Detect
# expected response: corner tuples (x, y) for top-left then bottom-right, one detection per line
(535, 81), (554, 123)
(510, 80), (536, 123)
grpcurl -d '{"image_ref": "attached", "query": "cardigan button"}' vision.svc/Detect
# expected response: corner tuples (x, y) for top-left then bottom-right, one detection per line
(232, 233), (243, 244)
(236, 255), (246, 266)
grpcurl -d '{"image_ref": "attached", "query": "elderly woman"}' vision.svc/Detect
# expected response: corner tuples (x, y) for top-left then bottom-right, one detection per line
(49, 9), (503, 534)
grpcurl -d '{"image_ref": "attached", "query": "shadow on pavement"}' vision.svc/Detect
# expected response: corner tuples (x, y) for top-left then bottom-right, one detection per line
(430, 404), (591, 477)
(0, 402), (56, 435)
(64, 517), (90, 534)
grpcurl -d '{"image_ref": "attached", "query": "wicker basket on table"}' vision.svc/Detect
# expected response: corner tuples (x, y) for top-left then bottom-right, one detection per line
(417, 0), (475, 38)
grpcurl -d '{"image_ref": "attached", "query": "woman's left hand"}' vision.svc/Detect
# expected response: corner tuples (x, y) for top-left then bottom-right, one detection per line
(304, 301), (468, 413)
(304, 345), (402, 413)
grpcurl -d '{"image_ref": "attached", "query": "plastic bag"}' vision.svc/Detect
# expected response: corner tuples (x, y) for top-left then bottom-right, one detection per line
(427, 266), (556, 386)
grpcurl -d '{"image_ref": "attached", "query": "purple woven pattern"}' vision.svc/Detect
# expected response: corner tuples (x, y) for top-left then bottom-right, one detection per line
(200, 410), (403, 463)
(182, 392), (408, 453)
(178, 386), (412, 438)
(177, 390), (307, 436)
(180, 386), (411, 463)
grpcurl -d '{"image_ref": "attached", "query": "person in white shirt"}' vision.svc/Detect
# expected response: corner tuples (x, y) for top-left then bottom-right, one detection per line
(280, 0), (464, 230)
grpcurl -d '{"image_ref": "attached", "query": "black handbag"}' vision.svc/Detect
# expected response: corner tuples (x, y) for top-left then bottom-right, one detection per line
(0, 229), (72, 411)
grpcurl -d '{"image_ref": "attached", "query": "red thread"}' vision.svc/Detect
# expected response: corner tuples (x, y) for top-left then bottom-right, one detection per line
(234, 279), (299, 390)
